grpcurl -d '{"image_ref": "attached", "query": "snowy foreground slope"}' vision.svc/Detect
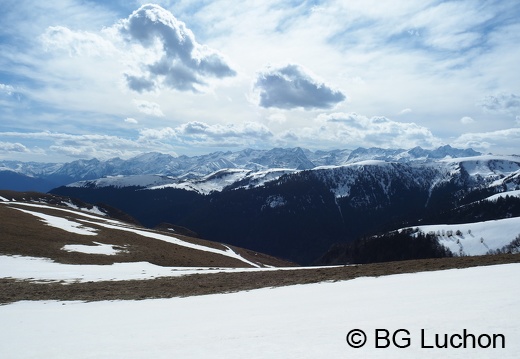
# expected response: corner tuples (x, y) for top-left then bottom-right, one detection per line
(1, 264), (519, 359)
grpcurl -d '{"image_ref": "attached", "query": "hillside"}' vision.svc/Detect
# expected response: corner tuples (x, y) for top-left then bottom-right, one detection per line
(0, 191), (292, 270)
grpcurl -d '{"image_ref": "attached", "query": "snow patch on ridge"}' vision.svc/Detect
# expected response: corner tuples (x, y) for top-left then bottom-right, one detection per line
(485, 189), (520, 201)
(406, 216), (520, 256)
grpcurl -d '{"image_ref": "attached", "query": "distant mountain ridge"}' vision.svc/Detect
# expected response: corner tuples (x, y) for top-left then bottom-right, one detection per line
(1, 145), (483, 191)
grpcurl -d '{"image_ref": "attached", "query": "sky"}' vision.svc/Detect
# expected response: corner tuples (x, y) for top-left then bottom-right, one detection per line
(0, 0), (519, 162)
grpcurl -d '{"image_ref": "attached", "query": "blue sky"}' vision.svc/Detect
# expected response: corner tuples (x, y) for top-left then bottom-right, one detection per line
(1, 0), (519, 162)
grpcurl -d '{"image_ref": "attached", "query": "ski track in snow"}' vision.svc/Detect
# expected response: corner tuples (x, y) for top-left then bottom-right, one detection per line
(1, 263), (519, 358)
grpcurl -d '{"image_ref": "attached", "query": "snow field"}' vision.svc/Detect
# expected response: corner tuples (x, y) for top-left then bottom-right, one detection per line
(1, 263), (519, 358)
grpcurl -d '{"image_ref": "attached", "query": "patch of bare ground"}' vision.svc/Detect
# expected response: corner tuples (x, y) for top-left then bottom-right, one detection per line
(1, 253), (519, 304)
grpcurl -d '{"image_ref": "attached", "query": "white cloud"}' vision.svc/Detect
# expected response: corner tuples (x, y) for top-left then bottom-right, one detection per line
(133, 100), (164, 117)
(460, 116), (475, 124)
(253, 63), (345, 110)
(399, 108), (412, 115)
(124, 117), (138, 124)
(116, 4), (236, 93)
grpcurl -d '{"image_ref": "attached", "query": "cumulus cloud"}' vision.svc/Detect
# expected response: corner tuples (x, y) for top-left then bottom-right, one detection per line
(479, 93), (520, 114)
(254, 64), (346, 110)
(133, 100), (164, 117)
(280, 112), (441, 149)
(460, 116), (475, 124)
(117, 4), (236, 93)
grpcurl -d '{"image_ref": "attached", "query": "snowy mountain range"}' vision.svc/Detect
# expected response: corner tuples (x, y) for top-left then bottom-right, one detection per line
(0, 145), (485, 192)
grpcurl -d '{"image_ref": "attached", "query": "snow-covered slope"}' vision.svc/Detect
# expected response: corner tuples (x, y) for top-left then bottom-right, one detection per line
(406, 217), (520, 256)
(66, 168), (298, 195)
(439, 155), (520, 188)
(66, 174), (177, 189)
(1, 263), (519, 358)
(486, 189), (520, 201)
